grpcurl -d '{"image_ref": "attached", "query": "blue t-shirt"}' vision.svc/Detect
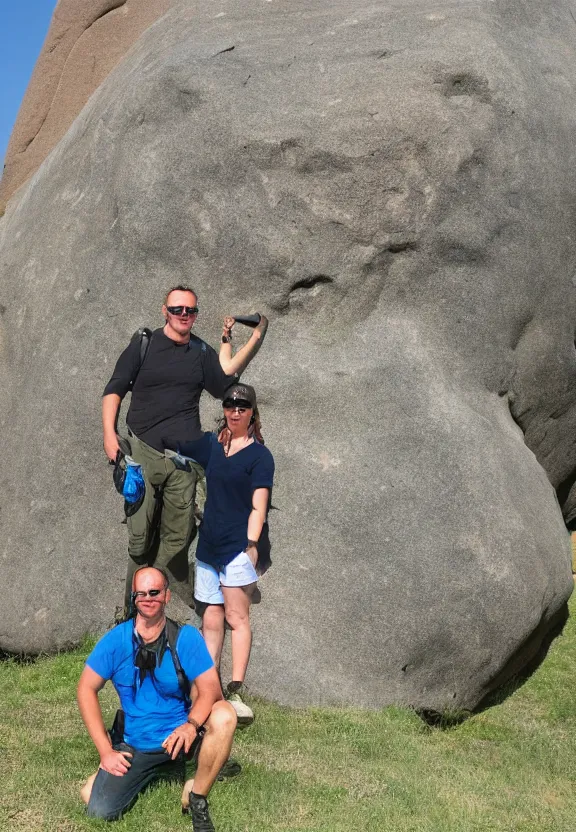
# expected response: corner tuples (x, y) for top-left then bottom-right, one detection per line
(86, 621), (214, 751)
(178, 433), (274, 569)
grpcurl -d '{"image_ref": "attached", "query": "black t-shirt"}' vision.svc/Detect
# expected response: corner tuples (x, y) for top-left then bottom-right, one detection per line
(177, 433), (275, 569)
(103, 328), (234, 451)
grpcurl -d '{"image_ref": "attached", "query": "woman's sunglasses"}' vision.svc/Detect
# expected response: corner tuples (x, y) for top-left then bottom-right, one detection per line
(223, 399), (253, 411)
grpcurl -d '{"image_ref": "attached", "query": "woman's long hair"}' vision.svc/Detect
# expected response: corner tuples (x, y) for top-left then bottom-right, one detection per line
(217, 405), (264, 456)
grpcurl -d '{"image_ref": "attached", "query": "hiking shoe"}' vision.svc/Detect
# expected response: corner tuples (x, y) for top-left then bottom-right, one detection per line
(226, 687), (254, 727)
(189, 794), (215, 832)
(216, 757), (242, 780)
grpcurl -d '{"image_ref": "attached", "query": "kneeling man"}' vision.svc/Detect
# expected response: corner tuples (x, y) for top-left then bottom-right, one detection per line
(77, 566), (237, 830)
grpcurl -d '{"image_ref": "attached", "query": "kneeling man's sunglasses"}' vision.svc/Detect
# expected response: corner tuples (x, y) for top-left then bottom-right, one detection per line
(167, 305), (198, 316)
(133, 589), (165, 599)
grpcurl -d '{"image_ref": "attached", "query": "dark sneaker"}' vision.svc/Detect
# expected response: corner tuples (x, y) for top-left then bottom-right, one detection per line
(189, 794), (215, 832)
(216, 757), (241, 780)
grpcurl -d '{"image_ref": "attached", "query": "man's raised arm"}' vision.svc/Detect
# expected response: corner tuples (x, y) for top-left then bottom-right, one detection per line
(219, 315), (268, 376)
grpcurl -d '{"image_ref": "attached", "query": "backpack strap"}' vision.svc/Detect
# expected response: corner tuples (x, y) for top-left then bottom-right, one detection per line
(189, 334), (207, 369)
(139, 327), (153, 366)
(165, 617), (191, 707)
(128, 327), (154, 390)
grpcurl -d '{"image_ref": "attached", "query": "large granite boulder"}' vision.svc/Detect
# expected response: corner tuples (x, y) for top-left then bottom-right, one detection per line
(0, 0), (574, 710)
(0, 0), (171, 211)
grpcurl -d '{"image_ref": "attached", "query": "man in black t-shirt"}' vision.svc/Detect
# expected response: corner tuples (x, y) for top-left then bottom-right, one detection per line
(102, 285), (268, 612)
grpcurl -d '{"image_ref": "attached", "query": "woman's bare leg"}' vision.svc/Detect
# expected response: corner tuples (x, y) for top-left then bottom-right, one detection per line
(201, 604), (226, 670)
(221, 585), (254, 682)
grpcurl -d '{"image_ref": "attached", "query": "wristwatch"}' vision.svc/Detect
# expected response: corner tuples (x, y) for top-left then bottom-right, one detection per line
(222, 334), (232, 343)
(187, 715), (201, 731)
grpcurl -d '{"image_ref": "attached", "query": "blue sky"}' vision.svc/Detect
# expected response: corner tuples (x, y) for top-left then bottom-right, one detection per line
(1, 1), (58, 169)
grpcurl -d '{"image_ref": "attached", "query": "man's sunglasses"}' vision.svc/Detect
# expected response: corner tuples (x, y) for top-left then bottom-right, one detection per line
(166, 305), (199, 317)
(133, 588), (166, 599)
(223, 399), (253, 410)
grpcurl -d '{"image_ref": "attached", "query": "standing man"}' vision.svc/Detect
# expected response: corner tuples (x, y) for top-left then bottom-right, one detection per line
(102, 285), (268, 612)
(78, 566), (237, 830)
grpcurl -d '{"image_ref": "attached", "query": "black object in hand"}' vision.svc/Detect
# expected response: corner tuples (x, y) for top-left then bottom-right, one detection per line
(233, 314), (261, 328)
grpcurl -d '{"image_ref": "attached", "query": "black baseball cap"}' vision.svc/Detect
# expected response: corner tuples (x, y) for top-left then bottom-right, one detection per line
(223, 383), (257, 408)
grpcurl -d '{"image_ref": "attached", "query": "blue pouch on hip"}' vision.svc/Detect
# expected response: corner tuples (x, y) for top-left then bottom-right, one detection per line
(122, 461), (145, 504)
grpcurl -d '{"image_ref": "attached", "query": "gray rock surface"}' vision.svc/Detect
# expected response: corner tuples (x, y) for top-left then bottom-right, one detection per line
(0, 0), (171, 211)
(0, 0), (574, 710)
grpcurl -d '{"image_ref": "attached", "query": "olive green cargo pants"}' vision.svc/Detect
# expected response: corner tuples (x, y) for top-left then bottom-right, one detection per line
(123, 433), (205, 610)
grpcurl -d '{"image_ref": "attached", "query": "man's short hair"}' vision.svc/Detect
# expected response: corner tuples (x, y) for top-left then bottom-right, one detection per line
(164, 285), (198, 306)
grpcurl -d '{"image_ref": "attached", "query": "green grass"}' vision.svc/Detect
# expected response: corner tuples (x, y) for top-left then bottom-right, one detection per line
(2, 606), (576, 832)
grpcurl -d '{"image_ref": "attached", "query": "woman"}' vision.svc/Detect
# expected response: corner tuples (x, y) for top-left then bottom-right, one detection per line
(175, 383), (274, 726)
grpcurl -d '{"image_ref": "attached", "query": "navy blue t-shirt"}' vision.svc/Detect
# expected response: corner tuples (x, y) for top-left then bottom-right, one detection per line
(178, 433), (274, 569)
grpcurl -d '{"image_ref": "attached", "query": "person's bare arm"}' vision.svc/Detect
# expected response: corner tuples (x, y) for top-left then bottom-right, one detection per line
(77, 665), (133, 776)
(102, 337), (141, 460)
(246, 488), (269, 566)
(219, 315), (268, 376)
(102, 393), (121, 461)
(162, 666), (223, 759)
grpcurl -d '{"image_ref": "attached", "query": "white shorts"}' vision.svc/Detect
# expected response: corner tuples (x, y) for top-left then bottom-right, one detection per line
(195, 552), (258, 605)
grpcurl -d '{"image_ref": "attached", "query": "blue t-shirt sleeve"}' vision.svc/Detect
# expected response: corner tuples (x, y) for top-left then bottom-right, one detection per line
(85, 627), (123, 680)
(176, 432), (214, 469)
(251, 447), (275, 489)
(177, 625), (215, 682)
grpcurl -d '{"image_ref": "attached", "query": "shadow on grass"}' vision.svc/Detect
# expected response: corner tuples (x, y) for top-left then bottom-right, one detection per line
(417, 601), (570, 730)
(477, 600), (569, 710)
